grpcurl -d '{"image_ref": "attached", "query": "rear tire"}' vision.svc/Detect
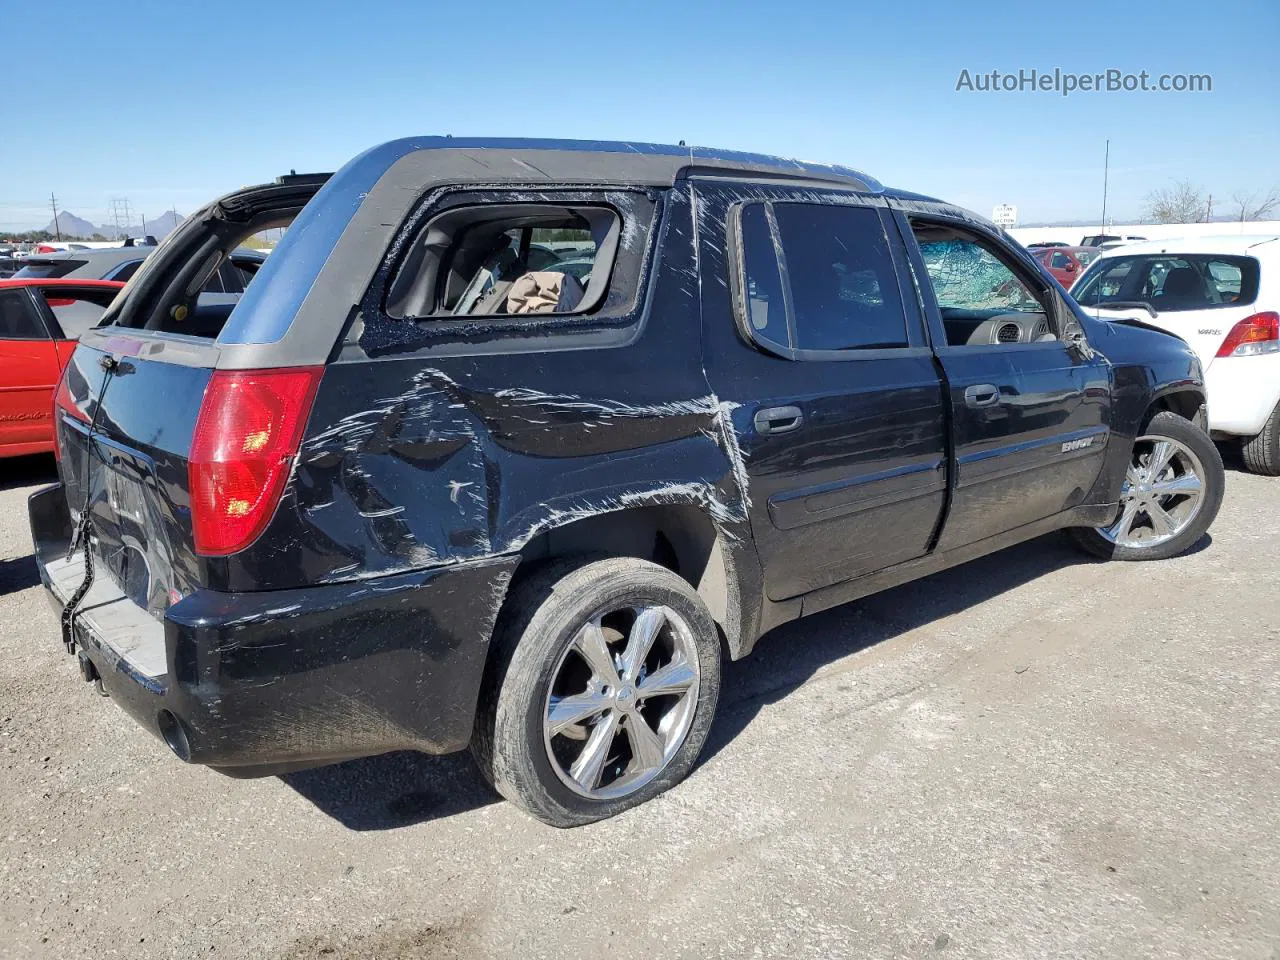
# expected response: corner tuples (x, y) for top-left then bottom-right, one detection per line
(1070, 411), (1224, 561)
(471, 556), (721, 827)
(1242, 401), (1280, 476)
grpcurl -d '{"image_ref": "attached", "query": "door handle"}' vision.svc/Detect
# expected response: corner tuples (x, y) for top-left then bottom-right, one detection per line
(964, 384), (1000, 408)
(753, 405), (803, 435)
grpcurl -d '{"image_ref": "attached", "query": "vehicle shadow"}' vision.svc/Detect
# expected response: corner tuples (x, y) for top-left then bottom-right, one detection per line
(0, 556), (40, 596)
(0, 455), (57, 598)
(1, 454), (57, 493)
(281, 527), (1216, 830)
(700, 532), (1094, 765)
(282, 748), (499, 831)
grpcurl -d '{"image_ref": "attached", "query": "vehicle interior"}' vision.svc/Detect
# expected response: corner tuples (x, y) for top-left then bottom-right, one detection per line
(105, 212), (291, 340)
(911, 222), (1056, 345)
(386, 204), (618, 320)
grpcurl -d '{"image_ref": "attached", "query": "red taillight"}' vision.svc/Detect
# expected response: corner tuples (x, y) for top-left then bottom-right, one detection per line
(188, 366), (323, 557)
(1216, 311), (1280, 358)
(53, 368), (88, 420)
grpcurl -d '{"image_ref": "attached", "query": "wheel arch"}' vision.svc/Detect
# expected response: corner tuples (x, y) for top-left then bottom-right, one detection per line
(514, 503), (750, 659)
(1145, 385), (1207, 431)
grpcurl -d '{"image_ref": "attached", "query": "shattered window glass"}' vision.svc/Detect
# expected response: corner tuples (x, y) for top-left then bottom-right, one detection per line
(918, 239), (1042, 313)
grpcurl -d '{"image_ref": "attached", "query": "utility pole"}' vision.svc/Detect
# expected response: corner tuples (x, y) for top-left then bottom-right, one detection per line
(1100, 139), (1109, 234)
(1205, 194), (1213, 222)
(50, 192), (62, 239)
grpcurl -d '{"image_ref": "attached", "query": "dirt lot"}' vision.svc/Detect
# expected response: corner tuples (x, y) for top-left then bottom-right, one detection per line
(1, 453), (1277, 959)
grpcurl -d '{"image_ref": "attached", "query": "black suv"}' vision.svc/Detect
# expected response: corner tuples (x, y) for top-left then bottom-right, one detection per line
(30, 138), (1223, 826)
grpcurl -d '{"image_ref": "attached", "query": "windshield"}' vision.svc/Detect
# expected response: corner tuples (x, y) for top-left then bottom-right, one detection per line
(1073, 253), (1260, 312)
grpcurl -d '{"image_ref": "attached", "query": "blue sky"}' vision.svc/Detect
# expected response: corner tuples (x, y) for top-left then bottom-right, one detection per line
(1, 0), (1276, 231)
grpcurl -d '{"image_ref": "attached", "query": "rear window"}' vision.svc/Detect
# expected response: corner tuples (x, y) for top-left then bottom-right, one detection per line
(13, 258), (85, 279)
(1074, 254), (1260, 311)
(36, 288), (117, 339)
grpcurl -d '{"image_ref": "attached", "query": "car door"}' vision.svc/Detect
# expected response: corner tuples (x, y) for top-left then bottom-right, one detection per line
(0, 286), (61, 450)
(696, 184), (948, 601)
(1049, 250), (1079, 287)
(892, 211), (1112, 552)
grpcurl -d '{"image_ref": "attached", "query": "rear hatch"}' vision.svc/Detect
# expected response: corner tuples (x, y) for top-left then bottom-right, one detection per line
(52, 177), (329, 616)
(1073, 247), (1268, 367)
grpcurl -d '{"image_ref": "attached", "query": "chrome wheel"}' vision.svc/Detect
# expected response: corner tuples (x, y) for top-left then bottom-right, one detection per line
(543, 604), (700, 800)
(1101, 433), (1205, 548)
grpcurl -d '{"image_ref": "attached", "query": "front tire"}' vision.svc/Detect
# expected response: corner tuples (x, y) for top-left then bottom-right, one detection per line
(472, 556), (721, 827)
(1242, 400), (1280, 476)
(1070, 411), (1224, 561)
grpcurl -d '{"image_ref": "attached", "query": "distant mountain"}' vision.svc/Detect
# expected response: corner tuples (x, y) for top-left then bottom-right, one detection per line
(43, 211), (98, 238)
(42, 209), (186, 240)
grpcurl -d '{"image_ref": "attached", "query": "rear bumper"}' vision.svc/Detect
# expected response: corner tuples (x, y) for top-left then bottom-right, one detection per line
(29, 482), (517, 774)
(1205, 354), (1280, 437)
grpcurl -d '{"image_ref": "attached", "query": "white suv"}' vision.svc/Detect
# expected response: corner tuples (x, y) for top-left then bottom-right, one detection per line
(1074, 236), (1280, 474)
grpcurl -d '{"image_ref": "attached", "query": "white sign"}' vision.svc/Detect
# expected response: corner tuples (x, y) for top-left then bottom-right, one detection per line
(992, 204), (1018, 228)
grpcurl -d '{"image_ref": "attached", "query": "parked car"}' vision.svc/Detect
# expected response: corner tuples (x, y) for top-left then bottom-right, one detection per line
(0, 278), (123, 457)
(1034, 245), (1100, 288)
(1081, 233), (1146, 247)
(14, 245), (265, 294)
(31, 138), (1223, 827)
(1073, 235), (1280, 473)
(1026, 241), (1070, 249)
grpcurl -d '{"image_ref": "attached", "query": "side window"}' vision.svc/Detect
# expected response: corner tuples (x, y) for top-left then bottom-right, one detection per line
(911, 222), (1056, 347)
(737, 203), (789, 350)
(772, 204), (909, 351)
(1050, 252), (1071, 269)
(0, 290), (47, 339)
(386, 202), (625, 321)
(202, 268), (225, 294)
(108, 260), (143, 283)
(735, 201), (910, 354)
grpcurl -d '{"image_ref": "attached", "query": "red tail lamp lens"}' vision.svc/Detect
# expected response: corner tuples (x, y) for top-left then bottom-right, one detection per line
(188, 367), (323, 556)
(1216, 312), (1279, 358)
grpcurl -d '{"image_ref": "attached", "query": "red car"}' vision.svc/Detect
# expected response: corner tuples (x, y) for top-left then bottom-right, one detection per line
(1034, 245), (1099, 289)
(0, 278), (123, 457)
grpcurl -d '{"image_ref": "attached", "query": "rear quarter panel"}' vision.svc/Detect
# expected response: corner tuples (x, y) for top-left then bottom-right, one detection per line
(214, 186), (754, 600)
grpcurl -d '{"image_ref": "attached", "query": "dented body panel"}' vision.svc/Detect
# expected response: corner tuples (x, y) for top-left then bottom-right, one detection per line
(30, 138), (1207, 775)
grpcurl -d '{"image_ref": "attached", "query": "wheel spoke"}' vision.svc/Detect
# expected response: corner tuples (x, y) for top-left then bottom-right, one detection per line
(1152, 472), (1201, 498)
(547, 691), (611, 735)
(1146, 500), (1178, 538)
(625, 715), (665, 772)
(1146, 440), (1175, 481)
(637, 658), (696, 699)
(1106, 499), (1141, 542)
(620, 606), (665, 683)
(569, 711), (619, 790)
(573, 620), (621, 687)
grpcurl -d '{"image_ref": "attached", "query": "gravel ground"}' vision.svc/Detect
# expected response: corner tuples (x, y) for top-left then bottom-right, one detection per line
(1, 453), (1277, 960)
